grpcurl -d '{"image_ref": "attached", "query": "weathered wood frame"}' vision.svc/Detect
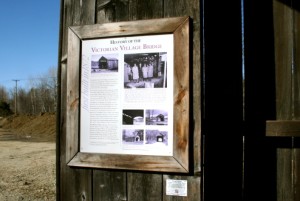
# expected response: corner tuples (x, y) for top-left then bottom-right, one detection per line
(66, 16), (190, 173)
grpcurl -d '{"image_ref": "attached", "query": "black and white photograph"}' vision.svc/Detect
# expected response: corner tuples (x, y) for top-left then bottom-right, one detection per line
(91, 54), (118, 73)
(145, 130), (168, 146)
(122, 109), (144, 125)
(146, 109), (168, 126)
(124, 52), (167, 88)
(122, 129), (144, 145)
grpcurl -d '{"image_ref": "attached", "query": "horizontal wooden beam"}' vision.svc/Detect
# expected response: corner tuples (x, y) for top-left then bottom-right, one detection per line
(266, 120), (300, 137)
(68, 152), (188, 173)
(70, 16), (189, 39)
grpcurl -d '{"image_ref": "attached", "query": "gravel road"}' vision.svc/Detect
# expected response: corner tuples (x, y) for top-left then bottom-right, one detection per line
(0, 128), (56, 201)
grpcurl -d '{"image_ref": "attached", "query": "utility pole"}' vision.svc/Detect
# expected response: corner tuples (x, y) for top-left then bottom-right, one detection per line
(12, 79), (19, 115)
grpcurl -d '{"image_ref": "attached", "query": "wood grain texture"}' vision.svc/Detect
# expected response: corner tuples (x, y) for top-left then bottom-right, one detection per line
(164, 0), (201, 175)
(68, 153), (188, 173)
(273, 0), (293, 120)
(164, 0), (199, 18)
(266, 120), (300, 137)
(295, 149), (300, 201)
(128, 0), (163, 20)
(277, 149), (294, 201)
(66, 28), (80, 163)
(192, 21), (201, 175)
(70, 16), (189, 39)
(173, 17), (190, 171)
(294, 3), (300, 200)
(60, 168), (92, 201)
(294, 4), (300, 119)
(127, 173), (162, 201)
(59, 0), (96, 200)
(93, 170), (127, 201)
(96, 0), (130, 23)
(273, 1), (300, 201)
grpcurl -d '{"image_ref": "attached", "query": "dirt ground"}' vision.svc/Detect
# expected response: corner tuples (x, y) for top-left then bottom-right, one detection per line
(0, 113), (56, 201)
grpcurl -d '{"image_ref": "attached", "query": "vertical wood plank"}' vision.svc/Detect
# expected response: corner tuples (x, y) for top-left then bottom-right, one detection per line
(273, 1), (298, 201)
(128, 0), (163, 20)
(72, 0), (96, 25)
(82, 0), (97, 25)
(58, 61), (66, 201)
(294, 149), (300, 201)
(294, 3), (300, 119)
(96, 0), (129, 23)
(164, 0), (201, 201)
(56, 0), (65, 199)
(96, 0), (114, 23)
(66, 27), (80, 163)
(93, 170), (127, 201)
(127, 173), (162, 201)
(293, 2), (300, 200)
(164, 0), (199, 18)
(173, 17), (190, 171)
(192, 21), (201, 176)
(59, 0), (96, 200)
(277, 149), (293, 201)
(59, 1), (75, 199)
(163, 175), (201, 201)
(60, 168), (92, 201)
(273, 0), (293, 120)
(164, 0), (201, 175)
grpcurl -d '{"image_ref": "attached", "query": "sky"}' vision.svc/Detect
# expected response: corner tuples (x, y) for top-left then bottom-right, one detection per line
(0, 0), (60, 90)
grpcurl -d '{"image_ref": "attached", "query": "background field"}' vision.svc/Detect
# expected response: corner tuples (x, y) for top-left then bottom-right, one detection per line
(0, 113), (56, 201)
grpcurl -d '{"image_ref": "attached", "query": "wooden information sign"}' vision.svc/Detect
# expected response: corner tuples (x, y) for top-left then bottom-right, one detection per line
(66, 16), (190, 173)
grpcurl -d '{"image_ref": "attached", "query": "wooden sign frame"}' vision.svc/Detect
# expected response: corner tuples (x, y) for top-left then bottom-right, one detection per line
(66, 16), (190, 173)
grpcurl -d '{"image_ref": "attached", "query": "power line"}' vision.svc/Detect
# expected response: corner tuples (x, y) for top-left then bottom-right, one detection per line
(0, 77), (57, 89)
(12, 79), (20, 114)
(0, 77), (57, 83)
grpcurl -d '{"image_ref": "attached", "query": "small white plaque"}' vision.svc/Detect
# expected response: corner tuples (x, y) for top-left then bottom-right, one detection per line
(166, 179), (187, 196)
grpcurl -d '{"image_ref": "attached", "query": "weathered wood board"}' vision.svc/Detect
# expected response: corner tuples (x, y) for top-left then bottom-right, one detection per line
(273, 0), (300, 201)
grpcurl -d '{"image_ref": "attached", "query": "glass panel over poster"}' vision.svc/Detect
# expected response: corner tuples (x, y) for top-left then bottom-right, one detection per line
(80, 34), (174, 156)
(66, 16), (190, 173)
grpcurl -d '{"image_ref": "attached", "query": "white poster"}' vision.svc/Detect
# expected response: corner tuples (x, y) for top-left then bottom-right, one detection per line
(80, 34), (174, 156)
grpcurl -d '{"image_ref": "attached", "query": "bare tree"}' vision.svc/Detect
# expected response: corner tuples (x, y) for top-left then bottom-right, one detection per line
(17, 87), (32, 114)
(0, 85), (9, 102)
(8, 66), (58, 115)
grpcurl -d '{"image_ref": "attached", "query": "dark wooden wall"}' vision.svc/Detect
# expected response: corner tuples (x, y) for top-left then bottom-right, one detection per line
(272, 0), (300, 201)
(202, 0), (244, 200)
(242, 0), (300, 201)
(57, 0), (300, 200)
(203, 0), (299, 201)
(243, 0), (277, 200)
(57, 0), (201, 200)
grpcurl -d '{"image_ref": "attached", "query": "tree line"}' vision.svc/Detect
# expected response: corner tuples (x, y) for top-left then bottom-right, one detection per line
(0, 66), (57, 116)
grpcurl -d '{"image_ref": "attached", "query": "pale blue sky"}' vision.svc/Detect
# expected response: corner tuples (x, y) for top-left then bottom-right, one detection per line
(0, 0), (60, 90)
